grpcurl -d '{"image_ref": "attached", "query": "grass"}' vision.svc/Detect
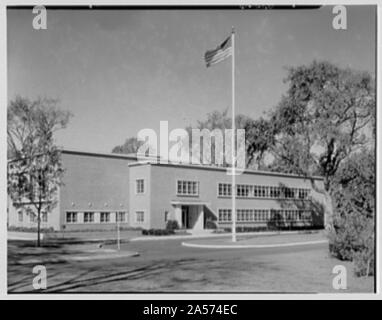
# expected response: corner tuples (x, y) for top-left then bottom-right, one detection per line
(7, 234), (374, 293)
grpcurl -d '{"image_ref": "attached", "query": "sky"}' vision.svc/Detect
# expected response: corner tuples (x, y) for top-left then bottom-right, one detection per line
(7, 6), (376, 153)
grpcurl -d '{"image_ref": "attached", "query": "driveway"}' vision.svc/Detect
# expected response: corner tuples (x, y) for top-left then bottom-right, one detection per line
(7, 235), (374, 293)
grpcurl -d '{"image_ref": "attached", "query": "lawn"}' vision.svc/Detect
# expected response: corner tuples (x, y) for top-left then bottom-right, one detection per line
(7, 234), (374, 293)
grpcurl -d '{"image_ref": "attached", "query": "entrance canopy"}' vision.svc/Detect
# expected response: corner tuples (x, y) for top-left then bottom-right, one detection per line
(171, 200), (211, 206)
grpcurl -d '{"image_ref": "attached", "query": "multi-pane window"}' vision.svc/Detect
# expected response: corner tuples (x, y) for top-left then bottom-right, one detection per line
(218, 183), (232, 197)
(18, 211), (23, 222)
(66, 212), (77, 223)
(218, 209), (232, 222)
(42, 212), (48, 223)
(116, 212), (126, 222)
(84, 212), (94, 223)
(217, 183), (310, 200)
(177, 180), (199, 196)
(136, 211), (145, 223)
(298, 189), (310, 199)
(100, 212), (110, 223)
(136, 179), (145, 194)
(284, 187), (295, 199)
(217, 209), (311, 223)
(30, 213), (36, 223)
(236, 184), (250, 197)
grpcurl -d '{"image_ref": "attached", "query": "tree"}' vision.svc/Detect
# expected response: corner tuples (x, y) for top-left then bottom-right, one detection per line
(185, 109), (261, 167)
(252, 61), (375, 228)
(112, 137), (143, 154)
(7, 96), (71, 246)
(329, 150), (375, 276)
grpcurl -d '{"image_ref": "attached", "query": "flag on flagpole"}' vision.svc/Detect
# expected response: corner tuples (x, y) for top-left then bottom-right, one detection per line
(204, 35), (232, 67)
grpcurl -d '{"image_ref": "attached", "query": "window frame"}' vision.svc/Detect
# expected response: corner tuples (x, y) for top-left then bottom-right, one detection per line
(66, 212), (78, 224)
(116, 211), (126, 223)
(135, 211), (145, 223)
(100, 212), (111, 223)
(176, 180), (199, 197)
(135, 178), (145, 194)
(84, 212), (95, 223)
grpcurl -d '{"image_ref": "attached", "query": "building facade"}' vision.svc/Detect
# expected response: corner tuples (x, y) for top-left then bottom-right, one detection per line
(8, 149), (326, 231)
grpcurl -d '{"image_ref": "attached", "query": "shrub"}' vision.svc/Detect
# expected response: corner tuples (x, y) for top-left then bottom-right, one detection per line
(141, 228), (175, 236)
(166, 220), (179, 231)
(328, 150), (375, 277)
(205, 219), (217, 229)
(8, 226), (54, 233)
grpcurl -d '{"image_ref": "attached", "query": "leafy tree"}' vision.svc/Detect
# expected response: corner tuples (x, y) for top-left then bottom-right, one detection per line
(7, 96), (71, 246)
(186, 109), (264, 167)
(253, 61), (375, 227)
(112, 136), (143, 154)
(329, 150), (375, 276)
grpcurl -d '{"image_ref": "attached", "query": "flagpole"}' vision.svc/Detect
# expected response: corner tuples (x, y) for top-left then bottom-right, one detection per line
(231, 27), (236, 243)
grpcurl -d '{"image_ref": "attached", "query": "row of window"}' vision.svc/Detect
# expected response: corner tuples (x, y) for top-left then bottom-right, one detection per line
(136, 179), (310, 200)
(136, 179), (200, 196)
(218, 183), (310, 199)
(66, 211), (128, 224)
(218, 209), (312, 222)
(18, 211), (47, 223)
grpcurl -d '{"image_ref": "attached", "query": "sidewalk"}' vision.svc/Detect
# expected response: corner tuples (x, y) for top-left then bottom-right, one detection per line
(130, 229), (322, 242)
(181, 232), (328, 249)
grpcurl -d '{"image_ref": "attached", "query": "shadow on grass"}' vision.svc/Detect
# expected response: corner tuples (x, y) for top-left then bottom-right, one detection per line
(8, 255), (278, 293)
(9, 258), (207, 293)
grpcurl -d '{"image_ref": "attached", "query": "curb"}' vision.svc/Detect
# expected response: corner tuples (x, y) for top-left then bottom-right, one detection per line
(181, 239), (328, 249)
(130, 230), (314, 242)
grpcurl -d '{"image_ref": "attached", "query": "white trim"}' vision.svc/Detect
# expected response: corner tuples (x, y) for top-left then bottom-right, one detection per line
(217, 181), (232, 198)
(83, 211), (96, 224)
(65, 211), (78, 224)
(100, 211), (112, 224)
(176, 179), (199, 197)
(216, 182), (311, 200)
(135, 178), (146, 195)
(216, 208), (313, 224)
(135, 210), (145, 223)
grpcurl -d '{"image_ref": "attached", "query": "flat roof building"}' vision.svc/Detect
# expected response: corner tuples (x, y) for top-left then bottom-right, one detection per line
(8, 149), (326, 231)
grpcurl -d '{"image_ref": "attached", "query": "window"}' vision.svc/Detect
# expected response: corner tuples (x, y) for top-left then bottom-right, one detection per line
(84, 212), (94, 223)
(164, 211), (169, 222)
(218, 209), (232, 222)
(218, 183), (232, 197)
(236, 184), (250, 197)
(42, 212), (48, 223)
(298, 189), (309, 199)
(18, 211), (23, 222)
(100, 212), (110, 223)
(136, 211), (145, 223)
(177, 180), (199, 196)
(66, 212), (77, 223)
(284, 188), (295, 199)
(116, 212), (126, 222)
(29, 213), (36, 223)
(136, 179), (145, 194)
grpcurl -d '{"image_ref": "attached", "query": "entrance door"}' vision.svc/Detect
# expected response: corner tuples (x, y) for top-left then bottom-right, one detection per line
(181, 206), (189, 229)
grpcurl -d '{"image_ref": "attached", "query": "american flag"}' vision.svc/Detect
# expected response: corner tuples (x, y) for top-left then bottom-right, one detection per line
(204, 35), (232, 67)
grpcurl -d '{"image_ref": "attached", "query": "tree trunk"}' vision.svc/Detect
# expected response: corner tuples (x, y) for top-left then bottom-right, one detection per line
(324, 190), (334, 231)
(37, 209), (41, 247)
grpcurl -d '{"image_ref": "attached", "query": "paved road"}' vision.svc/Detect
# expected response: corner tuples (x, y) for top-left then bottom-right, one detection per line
(8, 237), (373, 293)
(114, 236), (328, 261)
